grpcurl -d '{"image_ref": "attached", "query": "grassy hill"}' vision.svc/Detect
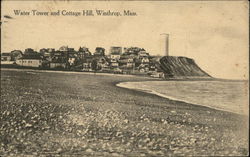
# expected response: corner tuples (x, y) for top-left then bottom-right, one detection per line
(159, 56), (211, 78)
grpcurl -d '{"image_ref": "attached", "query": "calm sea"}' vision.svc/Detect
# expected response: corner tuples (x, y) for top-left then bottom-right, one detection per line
(117, 80), (249, 115)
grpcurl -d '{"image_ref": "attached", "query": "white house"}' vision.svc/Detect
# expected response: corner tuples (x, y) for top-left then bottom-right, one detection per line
(16, 55), (43, 67)
(50, 62), (66, 68)
(141, 57), (149, 64)
(110, 59), (119, 67)
(110, 47), (122, 60)
(1, 53), (11, 61)
(110, 53), (121, 60)
(138, 51), (149, 57)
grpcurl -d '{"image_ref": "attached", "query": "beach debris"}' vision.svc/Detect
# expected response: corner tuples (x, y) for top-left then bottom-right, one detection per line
(171, 110), (177, 114)
(85, 148), (94, 153)
(124, 119), (129, 124)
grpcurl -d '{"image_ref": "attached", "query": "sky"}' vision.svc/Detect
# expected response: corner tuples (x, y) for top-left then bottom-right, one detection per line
(1, 0), (249, 79)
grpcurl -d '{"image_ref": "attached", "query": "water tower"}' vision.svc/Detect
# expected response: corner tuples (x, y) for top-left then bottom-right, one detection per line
(160, 33), (169, 56)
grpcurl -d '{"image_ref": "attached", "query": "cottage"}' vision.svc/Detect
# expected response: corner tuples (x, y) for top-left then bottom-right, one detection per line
(138, 50), (149, 58)
(127, 60), (135, 68)
(139, 64), (149, 73)
(50, 53), (67, 69)
(82, 62), (92, 71)
(10, 50), (23, 61)
(94, 47), (105, 56)
(110, 53), (121, 60)
(79, 47), (92, 57)
(96, 56), (109, 69)
(16, 55), (43, 67)
(48, 48), (55, 53)
(110, 46), (122, 60)
(59, 46), (72, 52)
(82, 56), (93, 71)
(50, 62), (67, 69)
(68, 57), (76, 66)
(110, 59), (119, 67)
(39, 48), (48, 54)
(124, 47), (143, 55)
(110, 47), (122, 54)
(24, 48), (35, 55)
(119, 57), (135, 68)
(141, 57), (149, 64)
(1, 53), (12, 61)
(51, 51), (68, 63)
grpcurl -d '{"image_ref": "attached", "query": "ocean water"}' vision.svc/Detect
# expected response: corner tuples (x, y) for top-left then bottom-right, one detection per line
(117, 80), (249, 115)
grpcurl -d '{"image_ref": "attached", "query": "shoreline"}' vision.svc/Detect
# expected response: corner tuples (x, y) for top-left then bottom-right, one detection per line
(1, 67), (247, 82)
(116, 81), (249, 116)
(2, 67), (245, 120)
(0, 67), (156, 79)
(2, 67), (248, 116)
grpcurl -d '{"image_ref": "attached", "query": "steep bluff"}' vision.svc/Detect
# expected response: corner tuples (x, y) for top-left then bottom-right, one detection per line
(158, 56), (211, 78)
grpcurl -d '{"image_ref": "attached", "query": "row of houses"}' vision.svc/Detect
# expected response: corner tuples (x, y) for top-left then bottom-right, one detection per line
(1, 46), (165, 77)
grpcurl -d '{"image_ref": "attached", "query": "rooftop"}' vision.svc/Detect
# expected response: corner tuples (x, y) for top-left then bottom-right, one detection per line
(19, 55), (43, 60)
(1, 53), (11, 56)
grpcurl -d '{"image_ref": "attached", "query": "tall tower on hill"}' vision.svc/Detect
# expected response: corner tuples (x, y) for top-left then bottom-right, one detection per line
(160, 33), (169, 56)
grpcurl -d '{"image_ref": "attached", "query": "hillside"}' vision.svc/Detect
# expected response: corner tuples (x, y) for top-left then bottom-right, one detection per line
(159, 56), (211, 78)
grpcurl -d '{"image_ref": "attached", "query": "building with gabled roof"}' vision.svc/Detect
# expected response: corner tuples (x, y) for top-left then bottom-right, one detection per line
(1, 53), (12, 61)
(94, 47), (105, 56)
(16, 55), (43, 67)
(10, 50), (23, 61)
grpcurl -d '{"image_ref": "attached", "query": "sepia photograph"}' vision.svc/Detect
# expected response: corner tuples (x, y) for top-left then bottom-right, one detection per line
(1, 0), (249, 156)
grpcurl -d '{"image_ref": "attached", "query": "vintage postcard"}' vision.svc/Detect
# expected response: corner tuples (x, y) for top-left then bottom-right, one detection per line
(1, 0), (249, 156)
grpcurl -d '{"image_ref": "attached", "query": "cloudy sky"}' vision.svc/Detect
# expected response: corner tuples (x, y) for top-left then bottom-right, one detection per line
(1, 1), (248, 79)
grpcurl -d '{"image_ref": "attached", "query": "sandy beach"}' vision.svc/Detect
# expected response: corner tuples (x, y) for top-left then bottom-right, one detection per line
(0, 68), (248, 156)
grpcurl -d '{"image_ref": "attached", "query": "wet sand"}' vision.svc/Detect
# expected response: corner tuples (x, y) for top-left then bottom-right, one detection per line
(0, 68), (248, 156)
